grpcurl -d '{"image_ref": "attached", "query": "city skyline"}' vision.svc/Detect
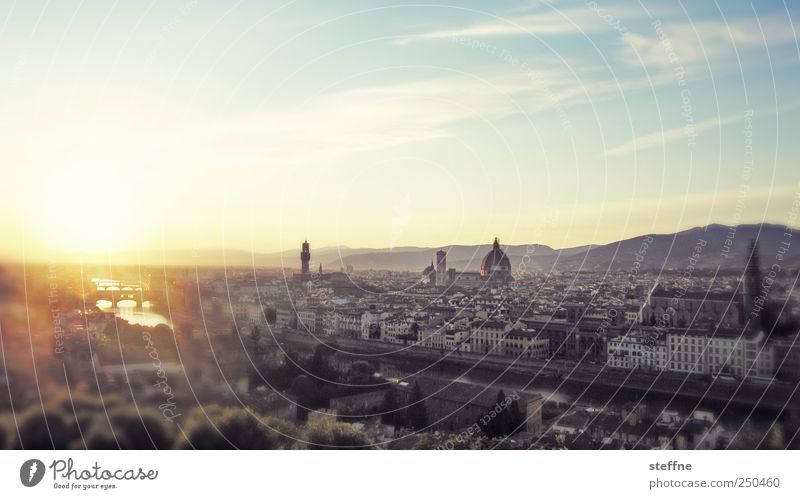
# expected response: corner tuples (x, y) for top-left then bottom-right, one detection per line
(1, 0), (799, 263)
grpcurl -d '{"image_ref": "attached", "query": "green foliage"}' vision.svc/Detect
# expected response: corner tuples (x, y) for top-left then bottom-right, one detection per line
(178, 406), (289, 449)
(346, 361), (375, 385)
(478, 390), (524, 439)
(102, 323), (118, 340)
(289, 374), (316, 399)
(308, 344), (339, 382)
(251, 350), (303, 392)
(0, 392), (307, 450)
(764, 423), (785, 450)
(83, 420), (120, 449)
(66, 407), (172, 450)
(379, 387), (401, 427)
(289, 374), (319, 421)
(301, 418), (373, 449)
(729, 421), (790, 450)
(106, 406), (172, 449)
(404, 382), (428, 430)
(0, 417), (8, 449)
(412, 433), (520, 450)
(264, 415), (304, 449)
(13, 407), (78, 449)
(253, 347), (380, 418)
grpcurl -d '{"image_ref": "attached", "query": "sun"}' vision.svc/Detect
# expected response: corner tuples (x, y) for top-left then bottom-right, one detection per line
(32, 165), (152, 255)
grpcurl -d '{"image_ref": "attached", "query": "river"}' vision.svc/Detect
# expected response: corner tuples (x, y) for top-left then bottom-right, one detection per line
(96, 299), (171, 328)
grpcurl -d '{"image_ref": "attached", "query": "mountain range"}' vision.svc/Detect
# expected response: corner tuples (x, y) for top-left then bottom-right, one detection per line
(144, 223), (795, 273)
(58, 223), (795, 272)
(315, 224), (796, 273)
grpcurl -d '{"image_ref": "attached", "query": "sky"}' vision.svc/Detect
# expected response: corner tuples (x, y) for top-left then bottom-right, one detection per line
(1, 0), (799, 263)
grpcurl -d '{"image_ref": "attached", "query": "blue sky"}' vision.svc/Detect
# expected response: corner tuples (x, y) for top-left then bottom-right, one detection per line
(0, 0), (798, 260)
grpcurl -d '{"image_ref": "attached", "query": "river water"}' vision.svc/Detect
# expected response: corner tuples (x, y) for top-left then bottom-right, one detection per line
(96, 299), (171, 328)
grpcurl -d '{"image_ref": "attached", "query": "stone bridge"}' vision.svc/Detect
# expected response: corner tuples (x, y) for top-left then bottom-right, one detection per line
(92, 278), (150, 308)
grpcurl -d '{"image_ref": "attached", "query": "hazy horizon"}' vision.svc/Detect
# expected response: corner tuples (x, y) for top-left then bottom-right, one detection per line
(2, 219), (795, 267)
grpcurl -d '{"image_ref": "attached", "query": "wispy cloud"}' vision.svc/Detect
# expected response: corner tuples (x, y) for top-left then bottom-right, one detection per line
(184, 70), (594, 165)
(3, 66), (612, 180)
(395, 6), (641, 45)
(603, 113), (740, 158)
(618, 12), (799, 72)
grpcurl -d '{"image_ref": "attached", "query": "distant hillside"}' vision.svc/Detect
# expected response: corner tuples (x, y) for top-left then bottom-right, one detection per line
(548, 223), (797, 272)
(66, 224), (795, 272)
(326, 244), (536, 272)
(323, 243), (597, 271)
(324, 224), (798, 273)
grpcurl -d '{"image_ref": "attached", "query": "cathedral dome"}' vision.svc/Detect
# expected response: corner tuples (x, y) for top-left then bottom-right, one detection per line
(480, 237), (512, 281)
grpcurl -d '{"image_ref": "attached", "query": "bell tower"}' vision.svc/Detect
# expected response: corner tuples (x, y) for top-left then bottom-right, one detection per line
(741, 238), (761, 322)
(435, 249), (447, 286)
(301, 240), (311, 275)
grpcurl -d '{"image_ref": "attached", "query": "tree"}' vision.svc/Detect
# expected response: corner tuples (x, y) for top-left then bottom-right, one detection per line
(507, 398), (524, 435)
(0, 418), (8, 449)
(102, 323), (118, 340)
(13, 408), (77, 449)
(83, 419), (120, 450)
(289, 375), (318, 421)
(480, 390), (503, 438)
(379, 387), (401, 427)
(302, 418), (373, 449)
(404, 382), (428, 430)
(412, 433), (518, 450)
(272, 349), (304, 390)
(106, 406), (172, 449)
(347, 361), (375, 385)
(178, 406), (282, 449)
(368, 322), (381, 339)
(479, 390), (523, 438)
(728, 421), (762, 450)
(308, 344), (338, 382)
(48, 390), (110, 431)
(764, 423), (786, 450)
(409, 322), (419, 340)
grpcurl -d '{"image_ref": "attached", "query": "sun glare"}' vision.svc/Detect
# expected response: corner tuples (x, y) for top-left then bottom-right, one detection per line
(32, 164), (151, 255)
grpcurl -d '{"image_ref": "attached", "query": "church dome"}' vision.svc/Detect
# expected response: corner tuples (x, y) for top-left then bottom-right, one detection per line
(480, 237), (512, 281)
